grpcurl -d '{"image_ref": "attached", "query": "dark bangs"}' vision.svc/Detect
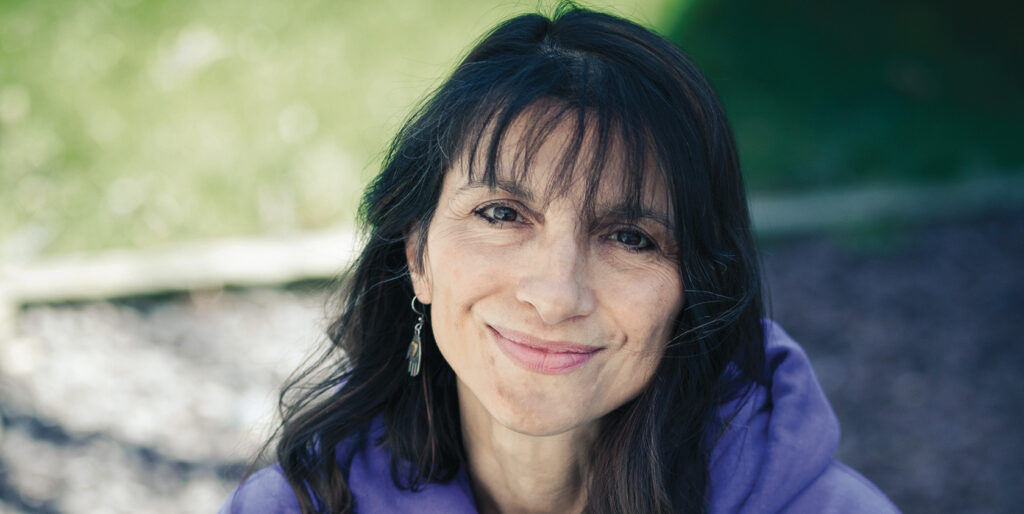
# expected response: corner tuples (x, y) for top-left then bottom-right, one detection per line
(435, 12), (696, 230)
(458, 94), (663, 227)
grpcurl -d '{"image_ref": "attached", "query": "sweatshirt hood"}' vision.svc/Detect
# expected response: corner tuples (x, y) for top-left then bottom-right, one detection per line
(708, 320), (841, 513)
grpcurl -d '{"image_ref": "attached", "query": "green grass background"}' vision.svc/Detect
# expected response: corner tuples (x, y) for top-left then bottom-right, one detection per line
(1, 0), (1019, 257)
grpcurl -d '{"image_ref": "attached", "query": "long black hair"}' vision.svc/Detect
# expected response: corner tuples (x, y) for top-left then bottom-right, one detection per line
(261, 4), (766, 513)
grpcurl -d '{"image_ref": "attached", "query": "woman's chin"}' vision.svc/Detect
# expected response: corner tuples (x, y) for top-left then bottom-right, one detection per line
(456, 366), (602, 437)
(484, 398), (592, 437)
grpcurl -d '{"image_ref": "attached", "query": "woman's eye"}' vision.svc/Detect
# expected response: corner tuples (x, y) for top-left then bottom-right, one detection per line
(476, 204), (524, 224)
(610, 229), (655, 252)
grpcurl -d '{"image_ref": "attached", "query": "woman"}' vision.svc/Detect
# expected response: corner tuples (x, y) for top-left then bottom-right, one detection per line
(223, 5), (898, 513)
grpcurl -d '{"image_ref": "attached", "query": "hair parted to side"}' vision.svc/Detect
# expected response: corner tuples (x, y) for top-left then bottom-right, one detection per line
(252, 4), (767, 513)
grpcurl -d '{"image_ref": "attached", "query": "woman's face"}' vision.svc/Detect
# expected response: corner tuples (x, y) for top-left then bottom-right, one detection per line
(407, 118), (684, 437)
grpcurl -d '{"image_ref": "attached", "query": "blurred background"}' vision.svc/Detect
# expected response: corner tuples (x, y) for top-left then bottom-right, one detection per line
(1, 0), (1021, 512)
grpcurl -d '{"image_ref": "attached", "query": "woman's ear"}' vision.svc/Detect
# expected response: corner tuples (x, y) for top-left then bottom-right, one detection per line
(404, 231), (433, 304)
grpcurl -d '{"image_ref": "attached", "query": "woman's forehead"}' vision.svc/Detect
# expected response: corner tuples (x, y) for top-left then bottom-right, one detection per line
(454, 104), (671, 217)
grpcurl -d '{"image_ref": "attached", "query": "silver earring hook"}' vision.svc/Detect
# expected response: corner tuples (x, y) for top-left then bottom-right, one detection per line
(411, 295), (424, 316)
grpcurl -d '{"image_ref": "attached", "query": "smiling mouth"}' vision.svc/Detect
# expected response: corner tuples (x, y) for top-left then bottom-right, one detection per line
(489, 326), (603, 374)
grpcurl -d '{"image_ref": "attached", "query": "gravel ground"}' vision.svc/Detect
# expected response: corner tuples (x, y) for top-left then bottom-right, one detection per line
(762, 210), (1024, 514)
(1, 210), (1021, 513)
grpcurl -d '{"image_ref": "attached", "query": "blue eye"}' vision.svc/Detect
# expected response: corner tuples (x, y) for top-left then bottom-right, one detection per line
(610, 229), (655, 252)
(476, 204), (524, 224)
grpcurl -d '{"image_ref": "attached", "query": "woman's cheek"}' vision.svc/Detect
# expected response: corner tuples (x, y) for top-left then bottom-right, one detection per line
(446, 227), (530, 267)
(427, 224), (524, 301)
(596, 247), (681, 292)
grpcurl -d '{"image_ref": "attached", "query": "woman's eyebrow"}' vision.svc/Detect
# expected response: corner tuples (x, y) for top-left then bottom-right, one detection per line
(599, 205), (674, 230)
(456, 179), (536, 202)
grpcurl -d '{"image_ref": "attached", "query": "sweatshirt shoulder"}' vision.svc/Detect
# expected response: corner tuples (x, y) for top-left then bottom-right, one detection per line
(783, 460), (901, 513)
(218, 465), (302, 514)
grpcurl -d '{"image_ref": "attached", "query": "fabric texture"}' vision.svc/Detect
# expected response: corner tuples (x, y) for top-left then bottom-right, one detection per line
(219, 321), (899, 513)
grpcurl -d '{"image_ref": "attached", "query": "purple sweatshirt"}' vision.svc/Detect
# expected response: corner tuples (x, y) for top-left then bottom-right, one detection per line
(220, 322), (899, 513)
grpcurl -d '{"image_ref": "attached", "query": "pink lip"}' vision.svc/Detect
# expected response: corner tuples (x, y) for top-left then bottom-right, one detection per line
(489, 326), (602, 374)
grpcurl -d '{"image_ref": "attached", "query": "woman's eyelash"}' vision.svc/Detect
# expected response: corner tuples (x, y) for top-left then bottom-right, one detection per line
(608, 227), (657, 252)
(475, 203), (526, 224)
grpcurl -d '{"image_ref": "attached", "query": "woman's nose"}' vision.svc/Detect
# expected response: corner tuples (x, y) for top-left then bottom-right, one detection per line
(515, 235), (596, 325)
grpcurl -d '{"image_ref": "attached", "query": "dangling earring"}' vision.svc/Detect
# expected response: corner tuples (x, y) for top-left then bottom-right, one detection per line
(406, 296), (424, 377)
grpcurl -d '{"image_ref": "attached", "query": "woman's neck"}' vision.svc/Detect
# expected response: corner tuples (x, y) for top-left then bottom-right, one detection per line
(458, 382), (595, 514)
